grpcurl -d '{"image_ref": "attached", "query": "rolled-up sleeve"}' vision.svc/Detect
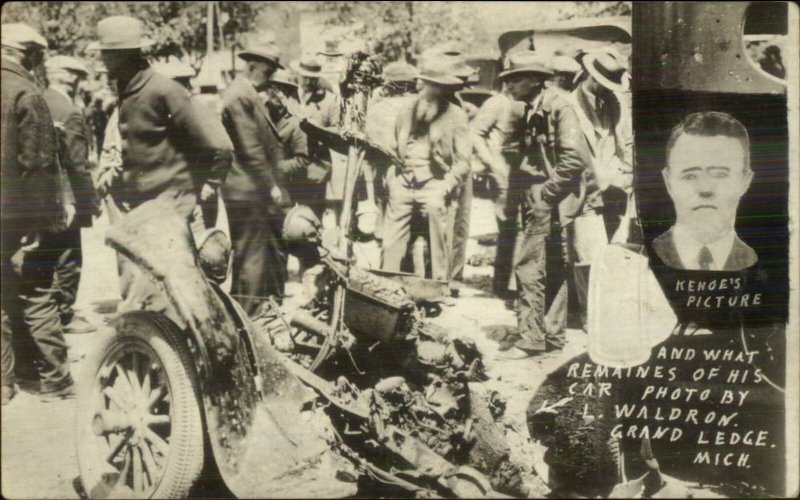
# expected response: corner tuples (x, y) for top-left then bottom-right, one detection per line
(166, 89), (233, 189)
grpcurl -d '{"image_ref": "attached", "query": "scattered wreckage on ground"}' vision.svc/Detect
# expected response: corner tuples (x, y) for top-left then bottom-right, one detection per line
(74, 185), (533, 498)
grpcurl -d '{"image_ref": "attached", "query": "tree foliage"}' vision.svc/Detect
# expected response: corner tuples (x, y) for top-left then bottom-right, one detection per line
(0, 1), (263, 61)
(311, 1), (631, 61)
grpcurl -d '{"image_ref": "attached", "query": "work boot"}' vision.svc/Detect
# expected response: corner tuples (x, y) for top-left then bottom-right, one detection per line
(63, 314), (97, 334)
(40, 382), (76, 402)
(1, 384), (15, 405)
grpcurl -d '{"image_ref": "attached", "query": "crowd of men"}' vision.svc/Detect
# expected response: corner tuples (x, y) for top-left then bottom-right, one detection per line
(1, 15), (632, 406)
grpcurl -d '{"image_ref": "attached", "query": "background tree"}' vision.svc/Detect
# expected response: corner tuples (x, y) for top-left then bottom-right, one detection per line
(1, 1), (264, 63)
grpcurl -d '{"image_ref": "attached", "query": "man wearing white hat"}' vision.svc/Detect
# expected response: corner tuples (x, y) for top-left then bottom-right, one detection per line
(2, 23), (75, 403)
(42, 55), (100, 335)
(89, 16), (232, 217)
(569, 46), (633, 329)
(220, 41), (289, 314)
(89, 16), (233, 309)
(549, 54), (582, 93)
(381, 55), (472, 283)
(290, 53), (342, 231)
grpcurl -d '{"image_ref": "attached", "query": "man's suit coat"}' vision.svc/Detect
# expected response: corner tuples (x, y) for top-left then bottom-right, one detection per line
(1, 57), (63, 235)
(569, 86), (632, 201)
(525, 87), (593, 225)
(43, 88), (99, 226)
(220, 77), (284, 203)
(653, 227), (758, 271)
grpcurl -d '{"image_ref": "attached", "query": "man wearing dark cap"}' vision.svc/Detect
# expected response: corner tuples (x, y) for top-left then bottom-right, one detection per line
(366, 60), (418, 245)
(2, 23), (73, 403)
(220, 41), (289, 314)
(264, 70), (311, 214)
(381, 56), (472, 283)
(500, 52), (592, 359)
(42, 55), (100, 335)
(471, 51), (546, 300)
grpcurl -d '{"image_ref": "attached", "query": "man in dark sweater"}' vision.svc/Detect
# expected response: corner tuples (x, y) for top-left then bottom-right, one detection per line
(42, 55), (100, 334)
(89, 16), (233, 308)
(2, 24), (73, 403)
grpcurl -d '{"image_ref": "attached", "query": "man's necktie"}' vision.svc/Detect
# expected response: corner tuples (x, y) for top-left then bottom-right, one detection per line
(698, 246), (714, 270)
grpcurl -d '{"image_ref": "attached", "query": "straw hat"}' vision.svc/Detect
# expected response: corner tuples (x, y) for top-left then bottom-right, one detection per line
(238, 43), (283, 68)
(290, 54), (324, 78)
(382, 60), (418, 83)
(1, 23), (47, 51)
(498, 51), (553, 80)
(86, 16), (154, 51)
(268, 69), (298, 91)
(582, 46), (629, 92)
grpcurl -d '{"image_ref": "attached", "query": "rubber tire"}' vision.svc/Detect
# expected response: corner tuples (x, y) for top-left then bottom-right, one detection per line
(75, 311), (204, 499)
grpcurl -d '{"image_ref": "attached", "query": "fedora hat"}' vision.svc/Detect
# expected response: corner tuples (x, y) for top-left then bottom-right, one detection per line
(382, 60), (418, 83)
(582, 47), (629, 92)
(2, 23), (47, 51)
(87, 16), (154, 51)
(417, 55), (464, 86)
(238, 43), (283, 68)
(499, 51), (553, 79)
(318, 40), (343, 57)
(268, 69), (297, 91)
(45, 55), (89, 76)
(290, 54), (323, 78)
(422, 40), (465, 59)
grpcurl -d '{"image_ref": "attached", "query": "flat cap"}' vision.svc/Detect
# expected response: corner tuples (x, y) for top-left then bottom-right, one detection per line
(45, 55), (90, 76)
(1, 23), (47, 50)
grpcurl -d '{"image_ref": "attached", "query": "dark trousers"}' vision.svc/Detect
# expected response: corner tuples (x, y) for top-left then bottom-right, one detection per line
(227, 200), (287, 317)
(51, 225), (83, 325)
(513, 193), (568, 351)
(492, 203), (520, 297)
(1, 232), (72, 393)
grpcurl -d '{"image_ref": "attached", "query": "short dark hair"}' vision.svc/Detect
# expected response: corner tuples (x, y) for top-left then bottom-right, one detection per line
(666, 111), (751, 170)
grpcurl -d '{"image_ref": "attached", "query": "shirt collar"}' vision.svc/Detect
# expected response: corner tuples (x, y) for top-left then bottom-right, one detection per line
(119, 65), (154, 98)
(672, 224), (736, 271)
(299, 88), (325, 105)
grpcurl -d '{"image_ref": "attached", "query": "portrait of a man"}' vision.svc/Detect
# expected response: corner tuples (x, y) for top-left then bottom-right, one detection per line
(653, 111), (758, 271)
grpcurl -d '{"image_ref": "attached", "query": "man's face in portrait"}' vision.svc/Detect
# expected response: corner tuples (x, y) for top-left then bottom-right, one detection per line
(663, 133), (753, 242)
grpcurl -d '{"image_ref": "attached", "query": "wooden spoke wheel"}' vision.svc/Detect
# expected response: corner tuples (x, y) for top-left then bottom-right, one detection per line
(76, 312), (203, 498)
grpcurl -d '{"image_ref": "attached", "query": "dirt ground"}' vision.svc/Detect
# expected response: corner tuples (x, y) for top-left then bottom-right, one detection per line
(0, 198), (708, 498)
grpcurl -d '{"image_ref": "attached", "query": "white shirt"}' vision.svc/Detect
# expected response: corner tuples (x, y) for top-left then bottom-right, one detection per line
(672, 224), (735, 271)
